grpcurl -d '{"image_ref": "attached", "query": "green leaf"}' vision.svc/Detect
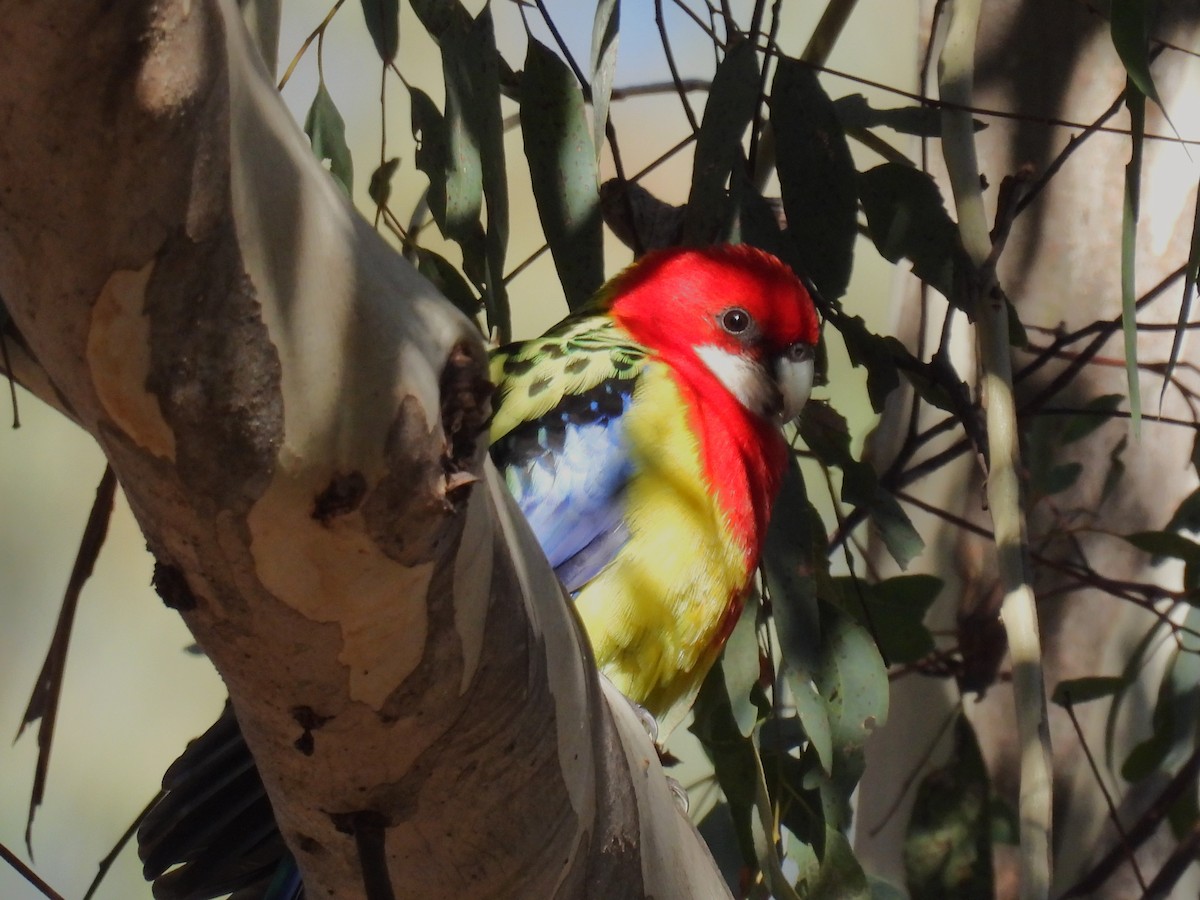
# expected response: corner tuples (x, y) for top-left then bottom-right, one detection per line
(1120, 81), (1145, 432)
(1110, 0), (1164, 105)
(834, 574), (941, 665)
(763, 462), (834, 772)
(799, 400), (923, 568)
(412, 247), (480, 319)
(358, 0), (399, 63)
(1051, 676), (1128, 707)
(690, 662), (761, 871)
(684, 37), (759, 244)
(520, 39), (604, 310)
(1163, 178), (1200, 408)
(408, 0), (471, 41)
(904, 715), (994, 900)
(859, 163), (965, 302)
(816, 609), (889, 757)
(791, 827), (870, 899)
(772, 58), (858, 301)
(304, 80), (353, 194)
(409, 86), (479, 240)
(589, 0), (620, 161)
(1059, 394), (1124, 444)
(722, 594), (764, 737)
(835, 314), (904, 412)
(1122, 616), (1200, 781)
(368, 157), (401, 209)
(1105, 618), (1171, 769)
(412, 8), (509, 339)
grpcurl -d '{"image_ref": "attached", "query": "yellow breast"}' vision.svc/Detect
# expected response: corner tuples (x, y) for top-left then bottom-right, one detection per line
(572, 363), (751, 737)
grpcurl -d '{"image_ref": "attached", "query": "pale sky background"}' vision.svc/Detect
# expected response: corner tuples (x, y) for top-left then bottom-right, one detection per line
(0, 2), (916, 897)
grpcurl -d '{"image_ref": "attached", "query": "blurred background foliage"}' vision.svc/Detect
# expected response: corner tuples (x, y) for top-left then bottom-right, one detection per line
(7, 0), (1200, 898)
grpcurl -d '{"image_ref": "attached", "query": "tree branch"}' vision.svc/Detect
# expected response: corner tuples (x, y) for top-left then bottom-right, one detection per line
(0, 1), (728, 896)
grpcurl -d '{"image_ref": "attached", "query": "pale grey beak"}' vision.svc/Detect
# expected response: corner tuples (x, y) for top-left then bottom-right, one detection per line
(775, 343), (815, 422)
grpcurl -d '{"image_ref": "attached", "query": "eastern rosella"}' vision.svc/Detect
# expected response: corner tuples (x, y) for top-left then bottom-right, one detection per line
(136, 244), (820, 899)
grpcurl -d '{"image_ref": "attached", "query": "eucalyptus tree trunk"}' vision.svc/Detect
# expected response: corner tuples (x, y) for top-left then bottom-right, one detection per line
(856, 2), (1200, 896)
(0, 2), (729, 896)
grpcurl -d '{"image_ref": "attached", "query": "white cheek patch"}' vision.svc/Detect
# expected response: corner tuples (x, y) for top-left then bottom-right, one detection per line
(695, 344), (777, 416)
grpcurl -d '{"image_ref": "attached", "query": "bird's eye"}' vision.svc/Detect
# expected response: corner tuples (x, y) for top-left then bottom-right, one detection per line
(720, 308), (752, 334)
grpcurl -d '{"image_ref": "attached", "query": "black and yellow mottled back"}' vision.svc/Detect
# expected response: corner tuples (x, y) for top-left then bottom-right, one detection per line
(489, 313), (647, 443)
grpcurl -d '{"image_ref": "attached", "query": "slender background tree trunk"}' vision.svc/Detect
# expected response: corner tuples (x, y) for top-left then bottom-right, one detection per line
(857, 2), (1200, 896)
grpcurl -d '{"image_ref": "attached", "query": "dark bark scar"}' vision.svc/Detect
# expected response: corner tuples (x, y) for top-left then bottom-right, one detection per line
(438, 341), (491, 502)
(152, 560), (197, 611)
(312, 471), (368, 524)
(292, 705), (333, 756)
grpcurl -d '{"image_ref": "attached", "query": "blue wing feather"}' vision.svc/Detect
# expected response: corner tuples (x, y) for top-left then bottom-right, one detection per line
(490, 378), (636, 593)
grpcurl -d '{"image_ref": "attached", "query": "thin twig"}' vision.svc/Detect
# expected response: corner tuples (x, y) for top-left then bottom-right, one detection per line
(0, 842), (63, 900)
(655, 0), (701, 132)
(1062, 700), (1148, 892)
(277, 0), (346, 91)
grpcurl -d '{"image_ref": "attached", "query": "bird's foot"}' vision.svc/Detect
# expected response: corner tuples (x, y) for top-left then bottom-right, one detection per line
(631, 700), (658, 743)
(665, 776), (690, 814)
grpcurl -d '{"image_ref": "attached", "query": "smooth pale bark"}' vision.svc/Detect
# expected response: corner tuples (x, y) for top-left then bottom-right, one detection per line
(856, 2), (1200, 897)
(0, 2), (729, 896)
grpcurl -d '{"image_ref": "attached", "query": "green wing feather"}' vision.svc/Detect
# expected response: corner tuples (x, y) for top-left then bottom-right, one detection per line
(490, 313), (647, 441)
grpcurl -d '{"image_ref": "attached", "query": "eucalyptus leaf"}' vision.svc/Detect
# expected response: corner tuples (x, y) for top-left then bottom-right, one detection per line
(1164, 179), (1200, 407)
(1123, 610), (1200, 781)
(520, 38), (604, 310)
(722, 595), (764, 737)
(413, 247), (481, 319)
(833, 575), (941, 665)
(358, 0), (399, 64)
(684, 37), (759, 244)
(589, 0), (620, 160)
(304, 81), (353, 195)
(772, 58), (858, 300)
(368, 157), (401, 209)
(799, 399), (924, 569)
(835, 313), (904, 412)
(690, 662), (760, 871)
(414, 8), (509, 337)
(763, 462), (833, 771)
(816, 609), (889, 756)
(859, 163), (965, 302)
(1120, 79), (1146, 431)
(1110, 0), (1165, 105)
(791, 827), (870, 899)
